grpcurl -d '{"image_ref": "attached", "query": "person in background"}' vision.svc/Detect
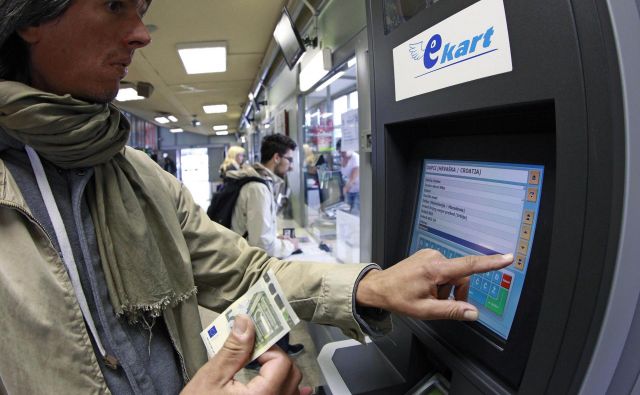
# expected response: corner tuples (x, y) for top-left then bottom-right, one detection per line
(336, 138), (360, 214)
(228, 135), (300, 264)
(163, 152), (177, 176)
(0, 0), (513, 393)
(302, 144), (316, 173)
(219, 145), (245, 179)
(227, 133), (304, 360)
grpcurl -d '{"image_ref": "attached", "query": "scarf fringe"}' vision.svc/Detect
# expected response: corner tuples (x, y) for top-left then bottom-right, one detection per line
(117, 286), (198, 324)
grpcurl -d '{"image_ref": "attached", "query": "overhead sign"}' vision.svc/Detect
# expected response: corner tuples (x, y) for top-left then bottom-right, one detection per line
(393, 0), (512, 101)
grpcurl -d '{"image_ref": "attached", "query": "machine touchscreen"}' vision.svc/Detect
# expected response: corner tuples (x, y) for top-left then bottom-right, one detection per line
(409, 160), (544, 339)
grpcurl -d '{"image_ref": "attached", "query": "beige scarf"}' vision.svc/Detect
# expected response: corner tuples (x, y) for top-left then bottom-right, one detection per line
(0, 81), (196, 322)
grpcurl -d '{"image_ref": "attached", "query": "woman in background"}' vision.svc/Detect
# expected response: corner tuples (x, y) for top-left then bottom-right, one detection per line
(219, 146), (246, 179)
(336, 139), (360, 214)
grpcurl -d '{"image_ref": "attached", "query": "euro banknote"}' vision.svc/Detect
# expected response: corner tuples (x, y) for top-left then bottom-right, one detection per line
(200, 269), (300, 361)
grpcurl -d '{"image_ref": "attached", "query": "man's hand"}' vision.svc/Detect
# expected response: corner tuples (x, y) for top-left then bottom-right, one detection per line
(279, 235), (300, 250)
(355, 249), (514, 321)
(181, 315), (312, 395)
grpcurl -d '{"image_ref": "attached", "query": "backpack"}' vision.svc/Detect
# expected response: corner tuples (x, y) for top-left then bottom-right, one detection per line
(206, 176), (268, 229)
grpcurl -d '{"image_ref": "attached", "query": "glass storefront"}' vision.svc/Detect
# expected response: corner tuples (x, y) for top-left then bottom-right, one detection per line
(302, 58), (361, 262)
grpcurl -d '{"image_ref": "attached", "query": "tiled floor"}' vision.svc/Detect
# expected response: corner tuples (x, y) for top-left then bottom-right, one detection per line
(198, 307), (326, 391)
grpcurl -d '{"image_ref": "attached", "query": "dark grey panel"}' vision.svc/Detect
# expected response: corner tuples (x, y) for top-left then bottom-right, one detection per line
(578, 0), (640, 393)
(608, 301), (640, 394)
(333, 345), (404, 394)
(208, 147), (225, 182)
(366, 0), (627, 393)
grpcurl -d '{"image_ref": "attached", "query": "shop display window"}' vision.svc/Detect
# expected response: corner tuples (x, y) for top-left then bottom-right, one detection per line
(302, 59), (361, 262)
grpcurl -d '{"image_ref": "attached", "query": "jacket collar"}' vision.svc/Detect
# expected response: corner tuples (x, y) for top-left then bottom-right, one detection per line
(0, 156), (29, 211)
(0, 128), (29, 210)
(225, 162), (283, 183)
(252, 162), (282, 183)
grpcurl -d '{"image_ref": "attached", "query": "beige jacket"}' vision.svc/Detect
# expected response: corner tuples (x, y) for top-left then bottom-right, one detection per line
(228, 164), (295, 258)
(0, 147), (390, 394)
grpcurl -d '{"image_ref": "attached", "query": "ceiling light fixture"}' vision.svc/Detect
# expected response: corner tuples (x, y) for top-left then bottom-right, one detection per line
(116, 81), (154, 102)
(154, 116), (170, 124)
(170, 128), (183, 133)
(213, 124), (228, 131)
(177, 42), (227, 74)
(167, 115), (178, 122)
(115, 87), (144, 102)
(203, 104), (228, 114)
(215, 131), (229, 136)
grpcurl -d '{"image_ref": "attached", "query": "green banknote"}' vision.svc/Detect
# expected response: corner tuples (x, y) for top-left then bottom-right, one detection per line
(200, 269), (300, 361)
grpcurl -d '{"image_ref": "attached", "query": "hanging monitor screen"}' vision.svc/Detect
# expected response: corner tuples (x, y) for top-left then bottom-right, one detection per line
(409, 160), (544, 339)
(273, 7), (306, 70)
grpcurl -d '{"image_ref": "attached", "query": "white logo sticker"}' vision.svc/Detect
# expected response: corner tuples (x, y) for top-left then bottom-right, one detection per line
(393, 0), (512, 101)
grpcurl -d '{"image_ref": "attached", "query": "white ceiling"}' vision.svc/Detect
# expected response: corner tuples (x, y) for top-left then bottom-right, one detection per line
(116, 0), (293, 135)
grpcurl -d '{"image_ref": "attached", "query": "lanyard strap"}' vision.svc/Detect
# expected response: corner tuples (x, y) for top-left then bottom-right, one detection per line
(26, 146), (118, 368)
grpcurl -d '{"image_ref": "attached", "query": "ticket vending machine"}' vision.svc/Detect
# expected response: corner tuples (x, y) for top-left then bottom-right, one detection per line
(317, 0), (639, 394)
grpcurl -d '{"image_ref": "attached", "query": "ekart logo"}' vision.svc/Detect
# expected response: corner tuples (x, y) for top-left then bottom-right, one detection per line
(409, 26), (497, 76)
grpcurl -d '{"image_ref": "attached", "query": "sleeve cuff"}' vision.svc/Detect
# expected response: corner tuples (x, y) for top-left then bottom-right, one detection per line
(352, 264), (392, 338)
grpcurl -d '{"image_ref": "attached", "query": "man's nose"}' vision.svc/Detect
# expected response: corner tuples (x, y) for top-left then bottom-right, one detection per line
(126, 16), (152, 49)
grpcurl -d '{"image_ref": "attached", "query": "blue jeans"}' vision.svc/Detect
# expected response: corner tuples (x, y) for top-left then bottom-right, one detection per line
(276, 333), (291, 352)
(347, 192), (360, 215)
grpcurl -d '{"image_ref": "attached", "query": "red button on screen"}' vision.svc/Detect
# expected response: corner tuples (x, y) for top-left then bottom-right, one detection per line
(501, 274), (512, 289)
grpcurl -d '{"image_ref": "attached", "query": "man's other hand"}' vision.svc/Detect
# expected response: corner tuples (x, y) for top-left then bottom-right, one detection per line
(355, 250), (514, 321)
(279, 235), (300, 250)
(181, 314), (312, 395)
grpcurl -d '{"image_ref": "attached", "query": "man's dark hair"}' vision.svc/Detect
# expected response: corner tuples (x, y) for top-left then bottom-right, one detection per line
(260, 134), (297, 164)
(0, 0), (74, 83)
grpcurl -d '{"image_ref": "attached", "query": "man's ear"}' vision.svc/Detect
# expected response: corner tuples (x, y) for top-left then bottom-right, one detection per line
(17, 25), (43, 44)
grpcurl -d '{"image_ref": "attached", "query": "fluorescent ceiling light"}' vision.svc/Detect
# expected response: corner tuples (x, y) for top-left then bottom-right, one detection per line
(315, 71), (345, 93)
(213, 124), (228, 131)
(241, 136), (247, 143)
(177, 42), (227, 74)
(167, 115), (178, 122)
(115, 87), (144, 102)
(347, 57), (357, 68)
(154, 116), (170, 124)
(203, 104), (228, 114)
(170, 128), (184, 133)
(215, 131), (229, 136)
